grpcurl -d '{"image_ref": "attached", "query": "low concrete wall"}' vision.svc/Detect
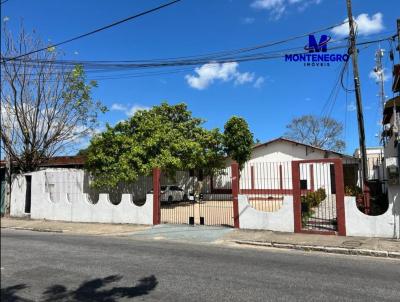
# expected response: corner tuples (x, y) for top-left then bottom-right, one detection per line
(11, 170), (153, 225)
(10, 175), (28, 217)
(345, 196), (399, 238)
(238, 194), (294, 232)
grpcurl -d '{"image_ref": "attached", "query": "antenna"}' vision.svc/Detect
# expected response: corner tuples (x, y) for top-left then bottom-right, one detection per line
(373, 46), (386, 145)
(373, 46), (386, 114)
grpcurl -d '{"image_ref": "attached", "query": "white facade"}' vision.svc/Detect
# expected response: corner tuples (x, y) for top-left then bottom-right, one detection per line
(10, 169), (153, 225)
(383, 110), (400, 239)
(345, 196), (399, 238)
(238, 195), (294, 232)
(236, 138), (356, 194)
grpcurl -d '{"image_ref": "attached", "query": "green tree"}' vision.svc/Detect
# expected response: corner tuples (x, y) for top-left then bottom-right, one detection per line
(284, 115), (345, 152)
(84, 103), (225, 188)
(223, 116), (254, 170)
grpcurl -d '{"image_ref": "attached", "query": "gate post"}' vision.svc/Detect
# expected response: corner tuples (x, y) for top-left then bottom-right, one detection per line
(152, 167), (161, 225)
(333, 159), (346, 236)
(231, 162), (240, 228)
(291, 161), (302, 233)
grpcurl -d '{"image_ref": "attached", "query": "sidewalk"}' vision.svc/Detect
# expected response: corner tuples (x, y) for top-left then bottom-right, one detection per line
(225, 229), (400, 258)
(0, 217), (149, 236)
(2, 217), (399, 258)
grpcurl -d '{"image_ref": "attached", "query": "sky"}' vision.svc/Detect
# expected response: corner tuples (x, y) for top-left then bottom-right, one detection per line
(1, 0), (399, 155)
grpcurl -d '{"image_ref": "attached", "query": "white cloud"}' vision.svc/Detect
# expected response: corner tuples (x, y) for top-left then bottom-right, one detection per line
(253, 76), (265, 88)
(251, 0), (321, 20)
(235, 72), (255, 85)
(111, 103), (149, 116)
(251, 0), (286, 19)
(185, 62), (259, 90)
(3, 16), (10, 22)
(347, 103), (356, 112)
(242, 17), (255, 24)
(331, 13), (384, 37)
(111, 103), (127, 111)
(369, 67), (390, 82)
(127, 105), (149, 116)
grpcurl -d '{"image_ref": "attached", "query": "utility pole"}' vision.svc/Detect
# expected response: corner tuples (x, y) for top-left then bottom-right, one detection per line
(346, 0), (368, 187)
(397, 19), (400, 59)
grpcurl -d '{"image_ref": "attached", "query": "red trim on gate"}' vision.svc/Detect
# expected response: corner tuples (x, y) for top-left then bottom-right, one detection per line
(152, 168), (161, 225)
(211, 188), (232, 194)
(231, 162), (240, 229)
(292, 161), (302, 233)
(251, 166), (255, 190)
(240, 188), (293, 195)
(310, 164), (314, 192)
(363, 183), (371, 215)
(333, 159), (346, 236)
(292, 158), (346, 236)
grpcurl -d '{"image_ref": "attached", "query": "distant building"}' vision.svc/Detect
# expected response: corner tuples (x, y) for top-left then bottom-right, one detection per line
(353, 147), (384, 181)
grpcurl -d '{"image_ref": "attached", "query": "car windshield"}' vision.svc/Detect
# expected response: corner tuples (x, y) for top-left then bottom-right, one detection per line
(161, 186), (167, 190)
(170, 186), (183, 191)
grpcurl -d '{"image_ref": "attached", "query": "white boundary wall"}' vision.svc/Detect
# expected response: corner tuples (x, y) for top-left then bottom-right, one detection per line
(10, 175), (27, 217)
(10, 170), (153, 225)
(238, 194), (294, 232)
(345, 196), (400, 238)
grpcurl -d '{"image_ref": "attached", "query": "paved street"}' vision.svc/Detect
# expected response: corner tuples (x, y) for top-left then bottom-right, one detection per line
(1, 229), (400, 302)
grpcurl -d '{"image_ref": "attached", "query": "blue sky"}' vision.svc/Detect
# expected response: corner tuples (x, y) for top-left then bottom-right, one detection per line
(1, 0), (399, 155)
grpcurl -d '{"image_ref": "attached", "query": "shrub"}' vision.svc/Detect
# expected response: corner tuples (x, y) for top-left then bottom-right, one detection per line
(344, 185), (362, 196)
(301, 188), (326, 225)
(301, 188), (326, 208)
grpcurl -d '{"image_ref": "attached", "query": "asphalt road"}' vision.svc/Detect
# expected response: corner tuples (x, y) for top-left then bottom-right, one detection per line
(1, 229), (400, 302)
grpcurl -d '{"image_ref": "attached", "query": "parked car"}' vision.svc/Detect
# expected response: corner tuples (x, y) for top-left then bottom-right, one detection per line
(148, 185), (189, 203)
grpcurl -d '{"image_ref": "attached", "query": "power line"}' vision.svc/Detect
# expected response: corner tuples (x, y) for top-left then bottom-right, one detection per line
(2, 0), (183, 62)
(2, 19), (350, 66)
(2, 35), (393, 83)
(5, 34), (393, 71)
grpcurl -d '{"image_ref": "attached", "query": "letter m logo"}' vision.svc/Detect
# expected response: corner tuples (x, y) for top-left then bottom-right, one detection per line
(306, 35), (330, 53)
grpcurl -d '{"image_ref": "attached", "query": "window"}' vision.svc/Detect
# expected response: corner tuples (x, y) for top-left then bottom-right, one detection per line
(300, 180), (308, 190)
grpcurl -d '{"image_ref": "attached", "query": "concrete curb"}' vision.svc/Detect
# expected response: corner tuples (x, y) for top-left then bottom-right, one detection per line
(233, 240), (400, 259)
(1, 226), (64, 233)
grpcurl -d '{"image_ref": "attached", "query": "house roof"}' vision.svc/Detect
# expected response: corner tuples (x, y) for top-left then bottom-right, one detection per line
(0, 156), (85, 169)
(252, 137), (355, 159)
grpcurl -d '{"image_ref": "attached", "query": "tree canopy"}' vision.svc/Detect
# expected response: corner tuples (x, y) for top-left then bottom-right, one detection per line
(0, 25), (106, 172)
(84, 103), (227, 188)
(223, 116), (254, 170)
(284, 115), (345, 152)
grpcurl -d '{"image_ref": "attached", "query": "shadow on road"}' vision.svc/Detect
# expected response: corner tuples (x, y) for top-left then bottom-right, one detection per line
(1, 275), (158, 302)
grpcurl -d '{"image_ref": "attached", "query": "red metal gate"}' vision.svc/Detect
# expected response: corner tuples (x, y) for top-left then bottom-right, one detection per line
(153, 165), (239, 228)
(292, 159), (346, 235)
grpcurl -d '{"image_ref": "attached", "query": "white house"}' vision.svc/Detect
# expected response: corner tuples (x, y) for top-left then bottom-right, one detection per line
(212, 137), (359, 195)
